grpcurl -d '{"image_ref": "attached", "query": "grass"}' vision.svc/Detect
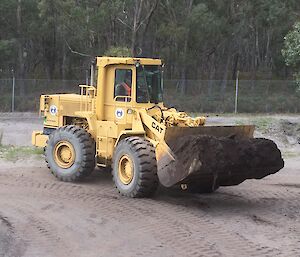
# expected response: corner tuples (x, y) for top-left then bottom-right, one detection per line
(282, 151), (300, 159)
(191, 113), (277, 134)
(251, 117), (274, 131)
(0, 129), (3, 145)
(0, 145), (43, 162)
(234, 117), (275, 133)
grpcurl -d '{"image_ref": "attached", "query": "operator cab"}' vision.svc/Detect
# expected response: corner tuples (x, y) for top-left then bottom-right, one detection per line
(93, 57), (164, 123)
(94, 57), (163, 104)
(112, 63), (163, 105)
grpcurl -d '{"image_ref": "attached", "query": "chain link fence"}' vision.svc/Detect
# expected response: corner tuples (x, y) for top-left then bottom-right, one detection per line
(0, 79), (84, 112)
(164, 80), (300, 113)
(0, 79), (299, 113)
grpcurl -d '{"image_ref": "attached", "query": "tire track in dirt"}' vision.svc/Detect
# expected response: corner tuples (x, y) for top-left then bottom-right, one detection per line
(216, 186), (300, 256)
(0, 184), (223, 257)
(0, 211), (26, 257)
(0, 168), (299, 256)
(144, 198), (281, 257)
(1, 170), (300, 202)
(1, 171), (299, 224)
(0, 199), (75, 257)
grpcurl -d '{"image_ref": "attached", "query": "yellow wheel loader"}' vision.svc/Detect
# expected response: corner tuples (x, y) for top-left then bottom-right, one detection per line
(32, 57), (284, 197)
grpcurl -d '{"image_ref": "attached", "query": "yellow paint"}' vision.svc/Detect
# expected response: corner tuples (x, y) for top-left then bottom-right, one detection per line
(32, 131), (48, 147)
(118, 155), (134, 185)
(53, 141), (75, 169)
(32, 56), (253, 170)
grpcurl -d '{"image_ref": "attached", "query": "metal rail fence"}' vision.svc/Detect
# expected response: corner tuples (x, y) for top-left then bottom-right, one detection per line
(0, 79), (299, 113)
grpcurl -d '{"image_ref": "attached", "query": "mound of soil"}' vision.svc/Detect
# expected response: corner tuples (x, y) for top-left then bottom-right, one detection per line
(168, 135), (284, 191)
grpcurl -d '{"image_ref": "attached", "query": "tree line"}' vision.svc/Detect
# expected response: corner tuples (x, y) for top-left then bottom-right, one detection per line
(0, 0), (299, 82)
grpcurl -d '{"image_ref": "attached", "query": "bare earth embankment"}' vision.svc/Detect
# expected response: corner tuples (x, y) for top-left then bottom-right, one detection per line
(0, 113), (299, 257)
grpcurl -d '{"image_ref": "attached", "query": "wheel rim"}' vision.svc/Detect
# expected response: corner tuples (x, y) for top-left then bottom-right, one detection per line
(118, 155), (134, 185)
(53, 141), (75, 169)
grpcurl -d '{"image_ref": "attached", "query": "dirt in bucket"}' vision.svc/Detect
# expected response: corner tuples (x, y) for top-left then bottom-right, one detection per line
(168, 135), (285, 191)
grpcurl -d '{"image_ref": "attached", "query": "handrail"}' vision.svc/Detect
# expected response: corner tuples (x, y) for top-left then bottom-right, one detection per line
(79, 85), (96, 112)
(113, 96), (131, 102)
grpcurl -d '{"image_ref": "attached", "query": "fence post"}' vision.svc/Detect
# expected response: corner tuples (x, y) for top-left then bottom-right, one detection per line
(85, 69), (89, 85)
(234, 71), (239, 114)
(11, 69), (15, 112)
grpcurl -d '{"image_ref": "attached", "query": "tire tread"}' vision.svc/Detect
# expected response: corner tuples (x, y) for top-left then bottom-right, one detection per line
(45, 125), (95, 182)
(112, 136), (158, 198)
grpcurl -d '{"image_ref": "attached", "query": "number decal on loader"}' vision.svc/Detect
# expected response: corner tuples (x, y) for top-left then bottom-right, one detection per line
(50, 105), (58, 116)
(115, 108), (124, 119)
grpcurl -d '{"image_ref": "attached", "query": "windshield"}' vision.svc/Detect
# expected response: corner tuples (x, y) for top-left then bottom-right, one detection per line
(136, 65), (163, 103)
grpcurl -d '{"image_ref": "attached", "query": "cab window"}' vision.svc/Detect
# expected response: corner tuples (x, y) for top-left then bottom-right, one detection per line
(114, 69), (132, 101)
(136, 65), (163, 103)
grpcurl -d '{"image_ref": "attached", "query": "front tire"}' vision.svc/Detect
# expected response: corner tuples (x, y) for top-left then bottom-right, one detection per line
(112, 137), (159, 198)
(45, 125), (95, 182)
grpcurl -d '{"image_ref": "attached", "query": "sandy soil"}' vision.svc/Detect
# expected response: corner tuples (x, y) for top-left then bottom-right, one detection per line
(0, 113), (299, 257)
(0, 113), (42, 146)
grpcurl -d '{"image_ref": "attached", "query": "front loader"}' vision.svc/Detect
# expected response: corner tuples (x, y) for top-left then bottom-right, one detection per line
(32, 57), (284, 197)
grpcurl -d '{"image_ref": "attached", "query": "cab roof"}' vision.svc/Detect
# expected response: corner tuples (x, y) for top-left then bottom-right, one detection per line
(96, 56), (162, 67)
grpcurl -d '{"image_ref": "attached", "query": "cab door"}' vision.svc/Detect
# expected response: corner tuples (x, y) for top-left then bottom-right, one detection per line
(96, 65), (136, 165)
(103, 65), (135, 126)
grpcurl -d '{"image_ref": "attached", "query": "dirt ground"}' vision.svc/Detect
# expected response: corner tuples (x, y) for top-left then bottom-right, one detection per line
(0, 113), (300, 257)
(0, 113), (42, 146)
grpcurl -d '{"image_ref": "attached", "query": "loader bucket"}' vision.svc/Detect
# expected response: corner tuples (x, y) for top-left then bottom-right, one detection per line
(164, 125), (255, 142)
(156, 125), (284, 189)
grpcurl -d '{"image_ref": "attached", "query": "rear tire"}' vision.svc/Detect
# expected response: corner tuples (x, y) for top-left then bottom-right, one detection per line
(112, 137), (159, 198)
(45, 125), (96, 182)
